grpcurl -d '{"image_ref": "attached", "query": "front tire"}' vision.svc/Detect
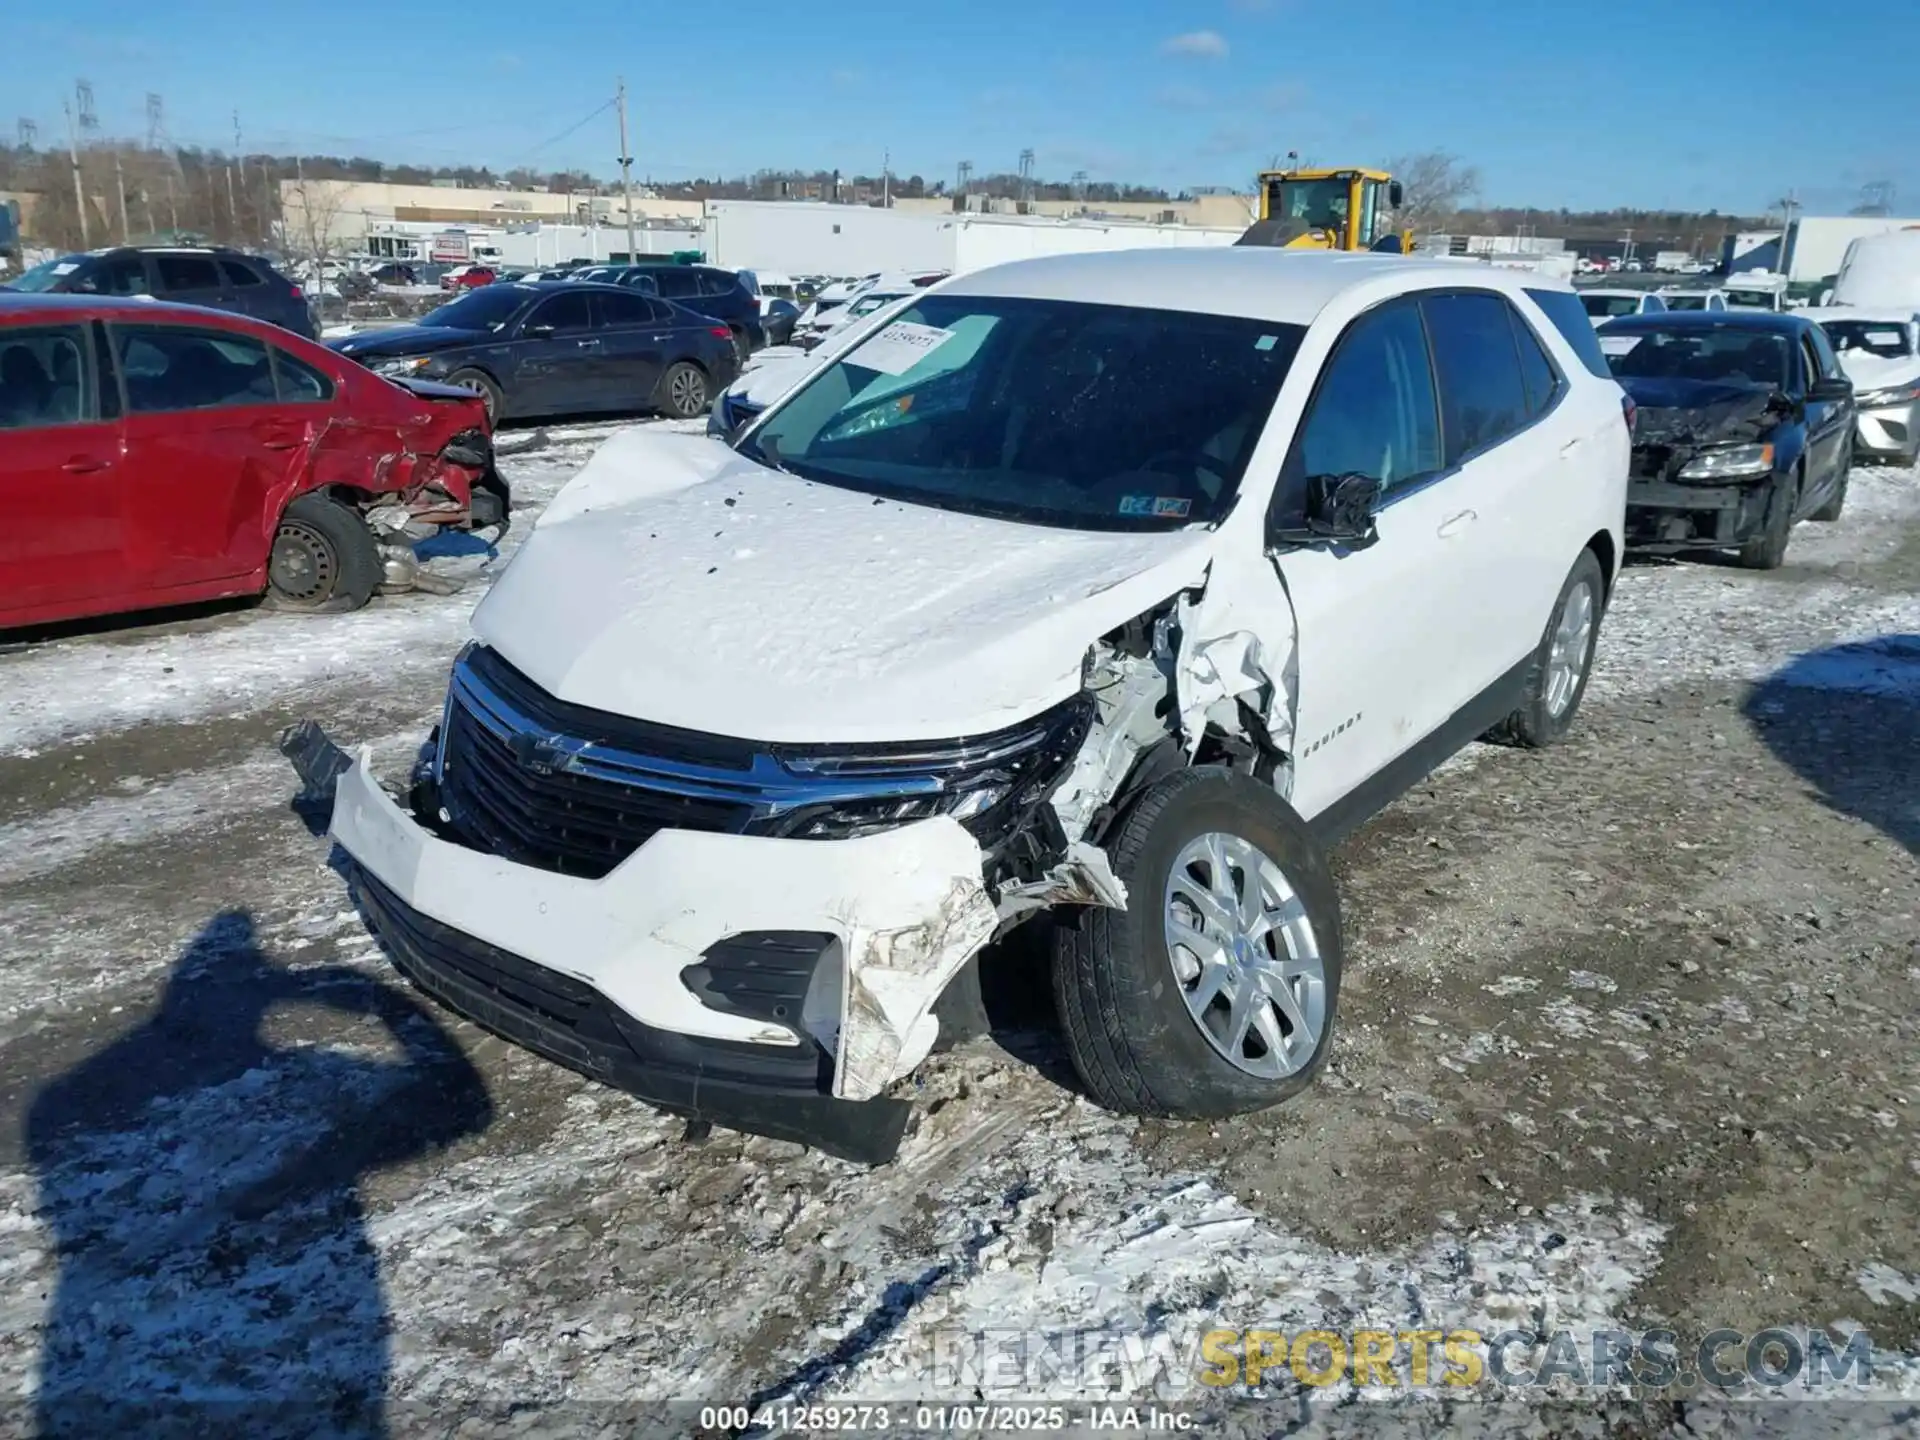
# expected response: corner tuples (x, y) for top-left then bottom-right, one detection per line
(445, 368), (502, 425)
(1738, 472), (1797, 569)
(1485, 548), (1605, 749)
(265, 494), (382, 614)
(1052, 767), (1342, 1119)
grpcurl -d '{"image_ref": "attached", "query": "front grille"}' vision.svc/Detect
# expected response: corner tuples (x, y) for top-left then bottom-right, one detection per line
(434, 645), (1089, 880)
(440, 701), (750, 878)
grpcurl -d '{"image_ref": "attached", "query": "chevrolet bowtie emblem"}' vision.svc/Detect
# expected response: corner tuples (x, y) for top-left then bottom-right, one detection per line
(508, 731), (571, 776)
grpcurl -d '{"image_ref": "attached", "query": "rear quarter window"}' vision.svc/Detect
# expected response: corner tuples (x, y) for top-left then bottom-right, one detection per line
(1525, 287), (1615, 378)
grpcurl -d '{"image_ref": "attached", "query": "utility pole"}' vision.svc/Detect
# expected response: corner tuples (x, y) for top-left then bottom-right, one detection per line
(165, 171), (178, 231)
(225, 163), (238, 234)
(114, 152), (130, 242)
(882, 149), (890, 207)
(64, 100), (89, 247)
(615, 78), (636, 262)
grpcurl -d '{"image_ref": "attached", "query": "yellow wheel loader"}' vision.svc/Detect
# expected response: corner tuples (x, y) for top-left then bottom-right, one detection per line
(1236, 166), (1414, 253)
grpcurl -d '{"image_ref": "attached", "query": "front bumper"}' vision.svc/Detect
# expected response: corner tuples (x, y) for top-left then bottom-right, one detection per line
(1626, 473), (1777, 551)
(1855, 401), (1918, 460)
(324, 751), (998, 1157)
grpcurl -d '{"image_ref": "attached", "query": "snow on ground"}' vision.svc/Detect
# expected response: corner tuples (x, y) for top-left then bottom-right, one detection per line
(0, 439), (1916, 1430)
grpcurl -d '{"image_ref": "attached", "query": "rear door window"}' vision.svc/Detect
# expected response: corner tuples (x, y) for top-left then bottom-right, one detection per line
(272, 349), (335, 402)
(1508, 308), (1564, 416)
(219, 259), (265, 288)
(1526, 287), (1614, 378)
(695, 269), (737, 298)
(112, 325), (277, 412)
(652, 268), (698, 299)
(0, 326), (95, 429)
(1290, 298), (1443, 496)
(592, 291), (657, 329)
(1421, 291), (1532, 463)
(154, 254), (225, 294)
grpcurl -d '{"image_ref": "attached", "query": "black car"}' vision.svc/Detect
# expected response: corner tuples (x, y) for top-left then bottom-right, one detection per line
(611, 264), (765, 360)
(369, 262), (421, 286)
(2, 245), (315, 339)
(1599, 310), (1855, 569)
(763, 297), (801, 347)
(325, 281), (738, 424)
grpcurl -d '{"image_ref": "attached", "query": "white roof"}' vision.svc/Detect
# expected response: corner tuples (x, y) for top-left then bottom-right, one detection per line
(938, 249), (1568, 326)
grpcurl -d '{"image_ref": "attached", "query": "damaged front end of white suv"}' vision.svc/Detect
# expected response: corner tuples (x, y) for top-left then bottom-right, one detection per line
(285, 422), (1298, 1165)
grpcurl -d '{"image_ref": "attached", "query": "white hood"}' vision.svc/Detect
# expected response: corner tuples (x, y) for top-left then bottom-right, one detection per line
(1836, 350), (1920, 396)
(474, 428), (1217, 743)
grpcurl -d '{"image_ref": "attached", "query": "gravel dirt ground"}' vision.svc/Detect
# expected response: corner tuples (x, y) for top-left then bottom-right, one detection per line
(0, 424), (1915, 1438)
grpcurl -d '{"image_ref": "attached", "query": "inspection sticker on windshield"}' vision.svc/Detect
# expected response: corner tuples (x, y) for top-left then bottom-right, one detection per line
(1598, 335), (1642, 356)
(851, 321), (954, 375)
(1120, 495), (1191, 518)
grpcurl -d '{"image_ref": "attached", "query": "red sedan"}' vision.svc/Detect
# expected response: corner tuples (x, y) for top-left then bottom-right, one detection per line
(0, 294), (508, 630)
(440, 265), (497, 292)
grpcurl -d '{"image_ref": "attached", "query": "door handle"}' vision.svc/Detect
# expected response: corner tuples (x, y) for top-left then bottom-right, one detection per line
(1560, 437), (1584, 458)
(650, 334), (671, 342)
(62, 455), (110, 474)
(258, 432), (304, 451)
(573, 338), (601, 349)
(1436, 509), (1477, 538)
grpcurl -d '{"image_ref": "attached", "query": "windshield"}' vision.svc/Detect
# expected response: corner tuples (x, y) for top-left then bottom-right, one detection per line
(740, 294), (1304, 532)
(1602, 326), (1791, 389)
(1821, 320), (1913, 360)
(1723, 288), (1777, 311)
(1265, 177), (1351, 233)
(4, 254), (87, 293)
(1581, 293), (1644, 318)
(420, 286), (532, 333)
(1661, 293), (1710, 311)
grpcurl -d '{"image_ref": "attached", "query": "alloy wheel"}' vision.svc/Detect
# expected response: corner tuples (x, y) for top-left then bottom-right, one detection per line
(1545, 579), (1595, 718)
(1163, 831), (1327, 1079)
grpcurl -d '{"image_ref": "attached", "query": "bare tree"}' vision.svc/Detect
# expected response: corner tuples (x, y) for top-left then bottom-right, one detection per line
(1386, 151), (1482, 233)
(284, 176), (348, 280)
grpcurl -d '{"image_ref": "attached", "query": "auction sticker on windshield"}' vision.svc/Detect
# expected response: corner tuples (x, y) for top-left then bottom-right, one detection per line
(1598, 335), (1642, 356)
(851, 321), (955, 376)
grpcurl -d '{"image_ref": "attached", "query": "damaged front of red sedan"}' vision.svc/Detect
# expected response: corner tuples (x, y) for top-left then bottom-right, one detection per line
(0, 294), (511, 630)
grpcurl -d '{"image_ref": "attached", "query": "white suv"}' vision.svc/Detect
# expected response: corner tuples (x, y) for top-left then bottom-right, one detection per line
(295, 250), (1629, 1163)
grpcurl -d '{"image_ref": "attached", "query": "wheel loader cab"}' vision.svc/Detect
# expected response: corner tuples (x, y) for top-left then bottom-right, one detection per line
(1252, 168), (1408, 253)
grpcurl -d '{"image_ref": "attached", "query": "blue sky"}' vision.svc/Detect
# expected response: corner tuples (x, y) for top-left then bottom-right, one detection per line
(10, 0), (1916, 214)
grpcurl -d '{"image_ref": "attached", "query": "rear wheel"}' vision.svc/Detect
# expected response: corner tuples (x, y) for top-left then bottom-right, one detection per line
(1738, 472), (1798, 569)
(265, 494), (382, 614)
(1484, 549), (1605, 749)
(445, 368), (502, 425)
(657, 361), (710, 419)
(1052, 767), (1341, 1118)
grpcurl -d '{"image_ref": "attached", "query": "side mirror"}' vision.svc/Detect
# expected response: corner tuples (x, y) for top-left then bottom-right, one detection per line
(1808, 376), (1852, 403)
(1388, 180), (1405, 210)
(1271, 472), (1382, 550)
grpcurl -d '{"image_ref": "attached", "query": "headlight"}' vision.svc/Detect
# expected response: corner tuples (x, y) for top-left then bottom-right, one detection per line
(1678, 443), (1774, 480)
(372, 356), (432, 377)
(764, 695), (1095, 844)
(1855, 383), (1920, 408)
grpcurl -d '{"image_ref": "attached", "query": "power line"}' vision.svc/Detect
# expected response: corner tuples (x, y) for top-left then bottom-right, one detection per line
(509, 96), (618, 164)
